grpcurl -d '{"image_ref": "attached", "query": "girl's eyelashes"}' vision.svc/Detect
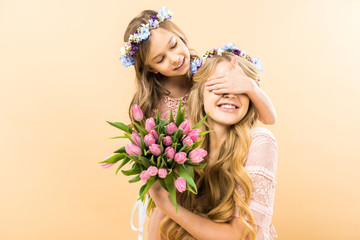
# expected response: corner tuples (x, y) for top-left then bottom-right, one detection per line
(157, 56), (164, 64)
(155, 39), (176, 64)
(171, 41), (177, 49)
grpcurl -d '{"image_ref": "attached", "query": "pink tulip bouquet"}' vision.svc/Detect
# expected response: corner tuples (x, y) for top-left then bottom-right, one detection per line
(99, 100), (210, 212)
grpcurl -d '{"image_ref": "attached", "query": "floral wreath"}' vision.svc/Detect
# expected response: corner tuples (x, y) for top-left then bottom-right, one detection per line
(190, 43), (264, 74)
(119, 7), (173, 67)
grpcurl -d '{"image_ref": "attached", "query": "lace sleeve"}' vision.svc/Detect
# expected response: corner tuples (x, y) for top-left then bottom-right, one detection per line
(246, 127), (278, 239)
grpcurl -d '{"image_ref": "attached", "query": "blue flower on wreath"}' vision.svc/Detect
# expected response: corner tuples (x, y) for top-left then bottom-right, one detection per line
(190, 61), (198, 73)
(157, 7), (172, 20)
(220, 43), (236, 51)
(137, 25), (150, 41)
(253, 58), (264, 72)
(190, 58), (203, 73)
(120, 55), (135, 67)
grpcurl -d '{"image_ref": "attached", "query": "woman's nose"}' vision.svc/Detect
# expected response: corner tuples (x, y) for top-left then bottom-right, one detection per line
(223, 93), (236, 98)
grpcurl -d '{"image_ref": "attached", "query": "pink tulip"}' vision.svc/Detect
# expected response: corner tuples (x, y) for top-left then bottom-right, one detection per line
(145, 117), (156, 132)
(182, 136), (193, 147)
(162, 136), (173, 146)
(140, 170), (150, 181)
(144, 134), (156, 147)
(150, 130), (158, 141)
(149, 144), (161, 156)
(147, 166), (158, 176)
(175, 177), (187, 192)
(165, 147), (175, 159)
(132, 132), (141, 146)
(100, 163), (114, 168)
(166, 122), (178, 135)
(188, 129), (200, 142)
(178, 120), (190, 134)
(158, 168), (167, 178)
(125, 144), (142, 156)
(132, 104), (144, 121)
(189, 148), (207, 163)
(174, 152), (187, 164)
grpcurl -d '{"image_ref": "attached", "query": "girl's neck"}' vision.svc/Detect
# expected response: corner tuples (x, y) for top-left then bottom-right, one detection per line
(208, 123), (229, 162)
(161, 75), (189, 98)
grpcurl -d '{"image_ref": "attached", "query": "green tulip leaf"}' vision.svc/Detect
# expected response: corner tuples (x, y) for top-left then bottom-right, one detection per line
(115, 157), (130, 175)
(113, 146), (126, 153)
(193, 113), (209, 129)
(177, 164), (197, 194)
(129, 174), (141, 183)
(99, 153), (125, 164)
(107, 121), (133, 134)
(164, 172), (177, 213)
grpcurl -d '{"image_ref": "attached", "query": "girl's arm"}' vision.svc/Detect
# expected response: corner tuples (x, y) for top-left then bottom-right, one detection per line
(205, 56), (276, 125)
(148, 182), (246, 240)
(148, 208), (166, 240)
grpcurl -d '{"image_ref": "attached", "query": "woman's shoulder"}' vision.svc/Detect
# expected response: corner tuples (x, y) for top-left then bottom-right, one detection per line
(250, 127), (276, 143)
(246, 127), (278, 173)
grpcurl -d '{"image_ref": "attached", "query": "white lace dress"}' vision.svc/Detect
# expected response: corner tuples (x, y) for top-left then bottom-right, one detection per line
(234, 127), (278, 240)
(153, 94), (278, 239)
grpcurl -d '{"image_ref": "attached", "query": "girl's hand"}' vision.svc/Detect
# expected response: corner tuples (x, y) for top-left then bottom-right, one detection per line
(148, 181), (172, 211)
(205, 56), (256, 95)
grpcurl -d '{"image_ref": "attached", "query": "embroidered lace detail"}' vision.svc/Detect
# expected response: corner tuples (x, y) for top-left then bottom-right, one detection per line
(152, 93), (189, 121)
(234, 127), (278, 240)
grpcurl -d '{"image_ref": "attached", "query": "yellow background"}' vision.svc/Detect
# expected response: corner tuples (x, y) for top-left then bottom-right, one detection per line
(1, 0), (360, 239)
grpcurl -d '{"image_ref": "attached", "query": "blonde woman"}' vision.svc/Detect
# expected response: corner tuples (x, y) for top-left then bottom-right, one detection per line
(148, 50), (278, 240)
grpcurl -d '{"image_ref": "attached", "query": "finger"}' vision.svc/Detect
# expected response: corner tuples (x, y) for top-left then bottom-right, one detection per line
(211, 89), (227, 95)
(231, 56), (238, 69)
(206, 83), (226, 91)
(205, 77), (225, 86)
(207, 73), (226, 81)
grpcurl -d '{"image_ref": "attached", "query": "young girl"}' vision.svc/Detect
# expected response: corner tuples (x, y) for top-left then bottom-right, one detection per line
(121, 7), (276, 124)
(147, 50), (278, 240)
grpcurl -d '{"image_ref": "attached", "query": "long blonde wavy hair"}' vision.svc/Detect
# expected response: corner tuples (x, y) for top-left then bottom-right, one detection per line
(124, 10), (198, 120)
(159, 52), (260, 240)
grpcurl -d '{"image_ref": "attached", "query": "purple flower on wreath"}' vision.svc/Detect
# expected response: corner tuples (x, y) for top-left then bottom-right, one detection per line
(233, 48), (241, 55)
(149, 19), (159, 28)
